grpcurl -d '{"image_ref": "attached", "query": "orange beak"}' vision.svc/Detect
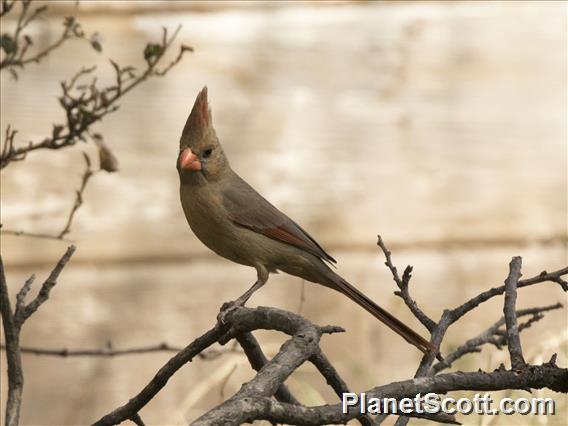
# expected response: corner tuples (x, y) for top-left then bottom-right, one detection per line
(179, 148), (202, 171)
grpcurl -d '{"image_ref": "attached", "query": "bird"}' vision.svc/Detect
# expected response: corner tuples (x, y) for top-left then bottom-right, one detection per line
(177, 86), (435, 356)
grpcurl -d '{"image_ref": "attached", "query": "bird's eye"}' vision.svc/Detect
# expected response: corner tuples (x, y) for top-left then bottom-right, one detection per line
(203, 148), (213, 158)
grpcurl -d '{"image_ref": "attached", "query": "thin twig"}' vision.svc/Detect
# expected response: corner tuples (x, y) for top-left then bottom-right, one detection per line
(503, 256), (525, 369)
(0, 125), (23, 165)
(57, 153), (96, 239)
(377, 235), (436, 331)
(1, 25), (191, 168)
(1, 0), (18, 18)
(14, 274), (35, 316)
(1, 149), (113, 243)
(14, 246), (76, 327)
(0, 228), (73, 242)
(431, 303), (562, 374)
(0, 2), (92, 73)
(449, 266), (568, 323)
(0, 342), (239, 360)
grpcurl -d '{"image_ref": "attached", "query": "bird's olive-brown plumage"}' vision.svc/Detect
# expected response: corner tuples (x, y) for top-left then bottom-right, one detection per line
(178, 86), (434, 355)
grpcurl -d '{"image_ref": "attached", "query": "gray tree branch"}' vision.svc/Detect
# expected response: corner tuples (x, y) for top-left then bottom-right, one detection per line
(449, 266), (567, 323)
(0, 257), (23, 426)
(14, 246), (76, 326)
(502, 256), (525, 369)
(236, 332), (301, 405)
(192, 309), (333, 425)
(92, 323), (229, 426)
(208, 362), (566, 426)
(431, 302), (562, 374)
(0, 246), (76, 426)
(377, 235), (436, 332)
(91, 268), (566, 426)
(0, 342), (238, 359)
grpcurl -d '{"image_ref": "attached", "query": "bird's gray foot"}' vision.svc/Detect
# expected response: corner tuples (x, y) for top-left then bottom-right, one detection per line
(217, 299), (244, 325)
(217, 273), (268, 325)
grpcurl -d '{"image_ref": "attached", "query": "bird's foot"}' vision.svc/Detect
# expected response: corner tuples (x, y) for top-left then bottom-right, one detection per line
(217, 300), (244, 325)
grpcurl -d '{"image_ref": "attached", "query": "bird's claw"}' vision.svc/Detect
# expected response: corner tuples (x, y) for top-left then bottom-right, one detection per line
(217, 300), (243, 325)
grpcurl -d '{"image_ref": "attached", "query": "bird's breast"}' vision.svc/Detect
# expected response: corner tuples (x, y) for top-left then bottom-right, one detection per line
(180, 183), (254, 267)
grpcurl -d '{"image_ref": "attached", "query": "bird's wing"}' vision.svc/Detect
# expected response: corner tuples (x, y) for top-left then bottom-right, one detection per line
(222, 174), (336, 264)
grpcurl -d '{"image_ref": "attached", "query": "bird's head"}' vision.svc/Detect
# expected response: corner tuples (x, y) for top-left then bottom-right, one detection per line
(177, 86), (229, 182)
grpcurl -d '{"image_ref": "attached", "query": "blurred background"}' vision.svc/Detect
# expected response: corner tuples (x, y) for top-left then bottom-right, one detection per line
(1, 1), (566, 425)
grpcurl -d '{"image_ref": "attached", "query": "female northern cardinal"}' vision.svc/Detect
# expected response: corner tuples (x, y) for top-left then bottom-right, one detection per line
(177, 87), (434, 356)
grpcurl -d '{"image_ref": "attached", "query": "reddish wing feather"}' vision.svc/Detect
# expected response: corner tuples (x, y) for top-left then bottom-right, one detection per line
(262, 226), (315, 251)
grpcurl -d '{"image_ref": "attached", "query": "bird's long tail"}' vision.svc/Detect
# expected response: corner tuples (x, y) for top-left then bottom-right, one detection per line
(330, 275), (436, 356)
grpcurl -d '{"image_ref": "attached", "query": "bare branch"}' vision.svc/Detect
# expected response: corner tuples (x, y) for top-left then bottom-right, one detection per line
(0, 0), (18, 17)
(200, 363), (567, 426)
(377, 235), (436, 332)
(155, 43), (193, 76)
(193, 311), (326, 425)
(14, 274), (34, 318)
(310, 350), (379, 426)
(236, 332), (301, 405)
(432, 303), (562, 374)
(0, 227), (73, 242)
(14, 245), (76, 327)
(1, 147), (115, 242)
(0, 256), (23, 426)
(0, 126), (23, 165)
(2, 217), (564, 426)
(94, 306), (342, 426)
(449, 266), (567, 323)
(503, 256), (525, 369)
(57, 153), (96, 239)
(0, 25), (191, 169)
(395, 260), (565, 426)
(313, 350), (456, 426)
(0, 342), (239, 361)
(81, 260), (566, 426)
(0, 2), (98, 75)
(92, 322), (229, 426)
(1, 243), (78, 426)
(375, 238), (566, 426)
(1, 6), (195, 425)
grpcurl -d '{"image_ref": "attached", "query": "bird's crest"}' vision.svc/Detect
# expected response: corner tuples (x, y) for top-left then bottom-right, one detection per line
(181, 86), (213, 148)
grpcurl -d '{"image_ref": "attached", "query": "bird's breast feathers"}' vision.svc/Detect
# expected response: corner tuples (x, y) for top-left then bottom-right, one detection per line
(180, 182), (256, 266)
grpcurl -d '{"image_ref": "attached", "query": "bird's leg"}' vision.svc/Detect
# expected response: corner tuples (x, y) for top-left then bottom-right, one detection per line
(218, 265), (269, 324)
(234, 279), (266, 305)
(235, 264), (269, 305)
